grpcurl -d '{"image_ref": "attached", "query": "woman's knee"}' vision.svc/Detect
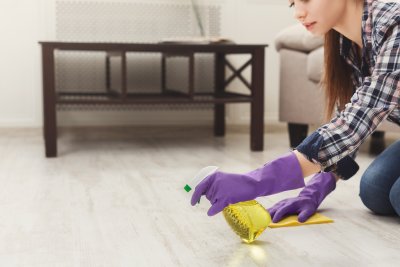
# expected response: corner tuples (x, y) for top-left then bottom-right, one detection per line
(389, 178), (400, 216)
(359, 169), (397, 215)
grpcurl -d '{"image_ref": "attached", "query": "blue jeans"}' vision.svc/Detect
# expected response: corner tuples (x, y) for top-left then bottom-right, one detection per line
(359, 140), (400, 216)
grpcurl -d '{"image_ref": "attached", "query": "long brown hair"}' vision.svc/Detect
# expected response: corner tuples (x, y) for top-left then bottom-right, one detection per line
(322, 0), (364, 121)
(322, 30), (354, 121)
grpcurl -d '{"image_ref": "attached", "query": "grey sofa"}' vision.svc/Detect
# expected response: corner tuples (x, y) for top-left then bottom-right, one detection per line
(275, 24), (399, 153)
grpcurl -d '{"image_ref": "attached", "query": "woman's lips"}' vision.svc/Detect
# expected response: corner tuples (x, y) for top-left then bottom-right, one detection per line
(303, 22), (316, 30)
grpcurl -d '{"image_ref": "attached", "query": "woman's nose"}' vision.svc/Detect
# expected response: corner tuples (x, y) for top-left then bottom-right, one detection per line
(294, 7), (307, 22)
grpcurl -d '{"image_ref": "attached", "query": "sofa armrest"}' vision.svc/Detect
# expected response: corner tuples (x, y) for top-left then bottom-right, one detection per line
(275, 24), (324, 53)
(307, 46), (324, 83)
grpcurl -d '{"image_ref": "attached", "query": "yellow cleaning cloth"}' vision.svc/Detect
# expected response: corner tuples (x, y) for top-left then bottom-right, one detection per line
(269, 213), (333, 228)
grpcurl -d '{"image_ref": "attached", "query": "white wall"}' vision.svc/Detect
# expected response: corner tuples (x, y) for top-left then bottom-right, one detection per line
(0, 0), (42, 127)
(0, 0), (297, 127)
(222, 0), (297, 124)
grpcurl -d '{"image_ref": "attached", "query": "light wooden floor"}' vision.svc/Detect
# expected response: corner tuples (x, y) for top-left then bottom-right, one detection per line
(0, 126), (399, 267)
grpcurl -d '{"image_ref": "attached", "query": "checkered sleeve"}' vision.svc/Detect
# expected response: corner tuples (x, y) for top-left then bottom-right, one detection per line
(297, 16), (400, 171)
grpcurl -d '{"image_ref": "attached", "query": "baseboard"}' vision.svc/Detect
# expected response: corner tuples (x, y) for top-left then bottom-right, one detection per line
(0, 110), (284, 131)
(227, 121), (287, 134)
(0, 118), (37, 128)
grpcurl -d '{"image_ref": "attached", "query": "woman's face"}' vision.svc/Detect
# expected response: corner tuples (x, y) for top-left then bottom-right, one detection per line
(289, 0), (348, 36)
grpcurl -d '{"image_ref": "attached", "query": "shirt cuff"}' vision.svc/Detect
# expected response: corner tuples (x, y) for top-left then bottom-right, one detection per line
(296, 131), (360, 180)
(295, 131), (324, 163)
(327, 156), (360, 180)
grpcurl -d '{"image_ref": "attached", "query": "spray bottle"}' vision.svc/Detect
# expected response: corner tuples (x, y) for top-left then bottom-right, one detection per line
(185, 166), (272, 243)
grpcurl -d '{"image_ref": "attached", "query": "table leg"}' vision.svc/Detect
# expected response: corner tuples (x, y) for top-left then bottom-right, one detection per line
(161, 54), (166, 94)
(250, 48), (265, 151)
(105, 53), (111, 93)
(214, 53), (225, 136)
(121, 51), (127, 99)
(188, 53), (195, 98)
(42, 45), (57, 157)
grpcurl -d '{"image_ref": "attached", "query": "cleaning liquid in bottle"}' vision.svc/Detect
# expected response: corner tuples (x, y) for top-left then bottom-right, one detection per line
(223, 200), (271, 243)
(185, 166), (272, 243)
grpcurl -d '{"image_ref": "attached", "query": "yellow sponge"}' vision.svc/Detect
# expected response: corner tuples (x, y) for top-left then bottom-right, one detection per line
(269, 213), (334, 228)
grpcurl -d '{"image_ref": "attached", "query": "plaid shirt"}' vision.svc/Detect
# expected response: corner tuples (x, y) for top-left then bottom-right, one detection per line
(297, 0), (400, 176)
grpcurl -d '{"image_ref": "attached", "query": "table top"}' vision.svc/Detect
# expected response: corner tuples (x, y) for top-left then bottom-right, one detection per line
(39, 41), (268, 53)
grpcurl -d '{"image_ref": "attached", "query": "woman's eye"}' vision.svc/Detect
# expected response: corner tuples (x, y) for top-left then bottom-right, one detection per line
(289, 3), (294, 8)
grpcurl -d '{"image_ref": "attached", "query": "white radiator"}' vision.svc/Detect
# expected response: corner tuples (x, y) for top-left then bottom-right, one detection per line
(54, 0), (222, 111)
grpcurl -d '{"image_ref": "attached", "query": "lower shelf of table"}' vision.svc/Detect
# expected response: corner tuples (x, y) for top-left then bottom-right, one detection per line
(56, 92), (253, 105)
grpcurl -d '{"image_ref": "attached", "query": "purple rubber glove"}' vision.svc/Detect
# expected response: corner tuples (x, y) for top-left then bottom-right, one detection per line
(191, 152), (305, 216)
(268, 172), (336, 223)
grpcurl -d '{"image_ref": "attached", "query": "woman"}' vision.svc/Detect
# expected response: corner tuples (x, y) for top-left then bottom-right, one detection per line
(191, 0), (400, 222)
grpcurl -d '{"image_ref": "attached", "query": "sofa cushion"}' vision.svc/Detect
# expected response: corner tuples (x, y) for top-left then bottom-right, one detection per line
(275, 24), (324, 53)
(307, 47), (324, 83)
